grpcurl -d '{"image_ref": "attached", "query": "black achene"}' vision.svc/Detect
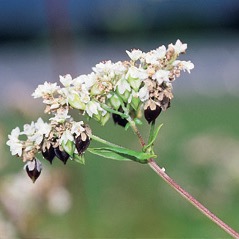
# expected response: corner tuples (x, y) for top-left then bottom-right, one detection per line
(112, 113), (128, 127)
(144, 104), (162, 124)
(112, 106), (128, 127)
(42, 144), (55, 164)
(75, 134), (91, 155)
(25, 158), (42, 183)
(54, 146), (70, 164)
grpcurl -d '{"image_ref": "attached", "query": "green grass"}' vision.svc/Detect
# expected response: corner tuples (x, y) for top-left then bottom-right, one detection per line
(1, 95), (238, 238)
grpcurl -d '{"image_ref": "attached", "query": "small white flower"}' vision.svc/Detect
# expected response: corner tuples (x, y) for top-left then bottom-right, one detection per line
(173, 60), (194, 73)
(112, 61), (127, 75)
(50, 111), (71, 123)
(10, 141), (23, 156)
(126, 49), (143, 61)
(6, 127), (23, 156)
(138, 85), (149, 102)
(155, 45), (167, 59)
(59, 130), (74, 145)
(59, 74), (73, 87)
(145, 46), (166, 65)
(24, 118), (51, 145)
(71, 121), (85, 136)
(116, 78), (131, 94)
(7, 127), (21, 142)
(152, 70), (170, 84)
(33, 118), (51, 144)
(23, 122), (35, 136)
(85, 101), (102, 117)
(34, 118), (51, 137)
(58, 87), (77, 102)
(170, 39), (187, 55)
(93, 61), (114, 75)
(145, 52), (158, 65)
(126, 66), (148, 80)
(73, 73), (96, 89)
(32, 82), (59, 98)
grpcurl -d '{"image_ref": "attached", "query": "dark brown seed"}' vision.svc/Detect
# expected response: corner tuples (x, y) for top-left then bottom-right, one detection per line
(25, 158), (42, 183)
(54, 146), (69, 164)
(112, 113), (128, 127)
(42, 145), (55, 164)
(75, 134), (91, 155)
(144, 105), (162, 124)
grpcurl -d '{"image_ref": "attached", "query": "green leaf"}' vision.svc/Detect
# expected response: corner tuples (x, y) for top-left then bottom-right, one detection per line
(105, 146), (156, 160)
(88, 145), (156, 164)
(88, 148), (131, 161)
(143, 123), (163, 151)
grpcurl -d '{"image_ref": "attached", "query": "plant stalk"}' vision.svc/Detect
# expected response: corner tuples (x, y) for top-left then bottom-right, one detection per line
(148, 158), (239, 238)
(130, 121), (239, 238)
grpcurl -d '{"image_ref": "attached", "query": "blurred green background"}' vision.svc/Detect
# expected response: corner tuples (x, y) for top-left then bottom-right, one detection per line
(1, 1), (239, 238)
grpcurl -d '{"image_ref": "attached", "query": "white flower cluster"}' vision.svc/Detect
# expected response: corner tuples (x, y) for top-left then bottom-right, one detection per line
(7, 40), (194, 182)
(7, 117), (89, 160)
(6, 118), (51, 160)
(31, 39), (194, 126)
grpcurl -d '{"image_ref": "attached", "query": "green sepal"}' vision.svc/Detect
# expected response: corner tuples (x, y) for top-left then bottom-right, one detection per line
(61, 140), (75, 157)
(99, 112), (111, 126)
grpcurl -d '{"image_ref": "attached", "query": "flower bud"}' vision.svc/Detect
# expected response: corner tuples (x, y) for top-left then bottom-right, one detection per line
(99, 112), (110, 126)
(109, 94), (121, 110)
(68, 93), (86, 110)
(24, 158), (42, 183)
(144, 100), (162, 124)
(42, 144), (55, 164)
(54, 146), (70, 164)
(75, 133), (91, 155)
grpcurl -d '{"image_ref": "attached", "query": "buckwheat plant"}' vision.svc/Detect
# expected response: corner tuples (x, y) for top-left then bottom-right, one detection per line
(6, 40), (239, 238)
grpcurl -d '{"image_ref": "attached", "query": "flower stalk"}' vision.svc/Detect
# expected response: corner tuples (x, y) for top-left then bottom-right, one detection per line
(148, 158), (239, 238)
(129, 121), (239, 239)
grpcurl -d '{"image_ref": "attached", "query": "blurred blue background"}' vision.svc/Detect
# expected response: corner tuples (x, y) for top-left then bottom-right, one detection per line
(1, 1), (239, 238)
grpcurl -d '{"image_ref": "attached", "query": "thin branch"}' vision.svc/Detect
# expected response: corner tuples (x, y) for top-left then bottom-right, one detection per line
(130, 121), (239, 239)
(148, 158), (239, 239)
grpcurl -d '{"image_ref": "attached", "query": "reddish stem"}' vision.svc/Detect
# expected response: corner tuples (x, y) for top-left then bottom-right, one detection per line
(131, 121), (239, 238)
(148, 158), (239, 238)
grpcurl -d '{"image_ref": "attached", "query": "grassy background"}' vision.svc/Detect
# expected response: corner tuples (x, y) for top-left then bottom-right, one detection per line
(1, 95), (239, 238)
(1, 1), (239, 237)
